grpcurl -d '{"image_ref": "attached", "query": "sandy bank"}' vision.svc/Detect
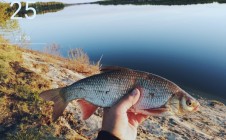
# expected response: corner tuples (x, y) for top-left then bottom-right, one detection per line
(21, 50), (226, 140)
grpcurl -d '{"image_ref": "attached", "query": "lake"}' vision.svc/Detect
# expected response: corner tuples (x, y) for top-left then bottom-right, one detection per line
(2, 2), (226, 103)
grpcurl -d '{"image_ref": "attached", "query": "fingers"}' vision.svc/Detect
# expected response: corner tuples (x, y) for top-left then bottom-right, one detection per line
(135, 114), (148, 124)
(127, 112), (148, 127)
(113, 88), (140, 114)
(127, 112), (139, 128)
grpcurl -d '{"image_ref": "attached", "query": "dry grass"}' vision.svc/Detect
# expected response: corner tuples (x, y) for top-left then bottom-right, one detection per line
(32, 63), (49, 73)
(0, 36), (100, 139)
(20, 46), (100, 75)
(0, 37), (54, 139)
(43, 43), (61, 56)
(67, 48), (101, 75)
(19, 46), (65, 62)
(68, 48), (89, 64)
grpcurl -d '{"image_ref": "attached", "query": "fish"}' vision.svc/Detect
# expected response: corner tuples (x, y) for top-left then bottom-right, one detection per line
(40, 66), (200, 121)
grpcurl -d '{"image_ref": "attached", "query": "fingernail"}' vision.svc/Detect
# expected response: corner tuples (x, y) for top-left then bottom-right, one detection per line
(131, 89), (138, 96)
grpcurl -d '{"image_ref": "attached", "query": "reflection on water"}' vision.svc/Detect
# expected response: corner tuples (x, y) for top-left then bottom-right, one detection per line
(1, 2), (226, 103)
(10, 2), (65, 17)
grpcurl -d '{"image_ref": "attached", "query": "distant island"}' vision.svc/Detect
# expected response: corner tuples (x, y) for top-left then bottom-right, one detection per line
(9, 2), (64, 17)
(0, 2), (65, 30)
(93, 0), (226, 5)
(0, 1), (64, 20)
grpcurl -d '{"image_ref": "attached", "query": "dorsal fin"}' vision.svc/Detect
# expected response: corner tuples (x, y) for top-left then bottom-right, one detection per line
(100, 66), (130, 72)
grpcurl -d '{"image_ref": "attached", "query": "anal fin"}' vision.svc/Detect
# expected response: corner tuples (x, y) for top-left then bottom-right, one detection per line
(77, 99), (98, 120)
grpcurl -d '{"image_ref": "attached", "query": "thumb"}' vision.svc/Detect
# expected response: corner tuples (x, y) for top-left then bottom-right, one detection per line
(113, 88), (140, 114)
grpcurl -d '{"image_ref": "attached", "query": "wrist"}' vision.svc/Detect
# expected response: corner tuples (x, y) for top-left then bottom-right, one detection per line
(97, 130), (120, 140)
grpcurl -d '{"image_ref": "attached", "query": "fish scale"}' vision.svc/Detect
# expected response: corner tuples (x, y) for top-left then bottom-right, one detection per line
(40, 67), (200, 121)
(63, 68), (177, 109)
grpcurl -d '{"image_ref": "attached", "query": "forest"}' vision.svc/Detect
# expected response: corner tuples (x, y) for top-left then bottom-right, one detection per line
(0, 2), (64, 20)
(94, 0), (226, 5)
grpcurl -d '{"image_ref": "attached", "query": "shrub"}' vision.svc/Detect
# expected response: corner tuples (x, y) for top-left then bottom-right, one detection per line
(67, 48), (101, 75)
(43, 43), (61, 56)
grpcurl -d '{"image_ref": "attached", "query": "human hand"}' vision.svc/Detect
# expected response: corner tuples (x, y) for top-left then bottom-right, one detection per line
(101, 88), (148, 140)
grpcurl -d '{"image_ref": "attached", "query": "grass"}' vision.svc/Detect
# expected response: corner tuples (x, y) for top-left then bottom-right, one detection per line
(43, 43), (61, 56)
(6, 126), (58, 140)
(0, 36), (98, 139)
(0, 37), (21, 82)
(67, 48), (101, 75)
(0, 36), (55, 139)
(41, 44), (101, 75)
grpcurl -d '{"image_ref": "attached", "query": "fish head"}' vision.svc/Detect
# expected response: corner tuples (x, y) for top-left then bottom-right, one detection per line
(167, 90), (200, 115)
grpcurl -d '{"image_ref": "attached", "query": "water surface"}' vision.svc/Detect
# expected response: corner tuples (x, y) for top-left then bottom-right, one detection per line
(3, 3), (226, 102)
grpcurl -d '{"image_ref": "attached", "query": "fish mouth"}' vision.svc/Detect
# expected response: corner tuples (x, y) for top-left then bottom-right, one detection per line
(192, 105), (200, 112)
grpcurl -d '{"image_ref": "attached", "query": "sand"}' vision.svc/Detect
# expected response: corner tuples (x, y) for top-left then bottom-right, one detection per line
(22, 51), (226, 140)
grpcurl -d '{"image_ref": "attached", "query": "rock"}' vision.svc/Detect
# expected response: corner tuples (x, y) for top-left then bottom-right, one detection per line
(169, 118), (177, 125)
(19, 50), (226, 140)
(209, 100), (225, 107)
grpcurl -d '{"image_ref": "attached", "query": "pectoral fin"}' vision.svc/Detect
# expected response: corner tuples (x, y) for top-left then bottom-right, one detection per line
(77, 99), (98, 120)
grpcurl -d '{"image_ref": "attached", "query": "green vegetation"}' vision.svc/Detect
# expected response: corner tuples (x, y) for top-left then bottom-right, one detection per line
(0, 1), (64, 21)
(0, 1), (64, 31)
(8, 1), (64, 17)
(95, 0), (226, 5)
(0, 37), (100, 139)
(0, 36), (54, 139)
(0, 3), (19, 30)
(12, 2), (65, 17)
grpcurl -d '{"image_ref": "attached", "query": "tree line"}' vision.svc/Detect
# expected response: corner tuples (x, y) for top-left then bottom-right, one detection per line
(8, 2), (65, 17)
(94, 0), (226, 5)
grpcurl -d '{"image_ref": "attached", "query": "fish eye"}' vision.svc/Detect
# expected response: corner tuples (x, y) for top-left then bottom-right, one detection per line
(186, 99), (192, 106)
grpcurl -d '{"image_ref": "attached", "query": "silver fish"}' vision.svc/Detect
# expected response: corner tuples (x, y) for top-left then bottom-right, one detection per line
(40, 67), (200, 121)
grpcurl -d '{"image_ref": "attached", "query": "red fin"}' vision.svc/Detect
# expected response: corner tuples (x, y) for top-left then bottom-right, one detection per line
(145, 108), (168, 114)
(77, 100), (98, 120)
(127, 112), (148, 125)
(131, 107), (168, 116)
(40, 88), (68, 121)
(101, 66), (129, 72)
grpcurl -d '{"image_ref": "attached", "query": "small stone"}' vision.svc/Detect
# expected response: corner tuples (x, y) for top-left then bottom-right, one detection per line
(209, 100), (225, 107)
(169, 118), (177, 125)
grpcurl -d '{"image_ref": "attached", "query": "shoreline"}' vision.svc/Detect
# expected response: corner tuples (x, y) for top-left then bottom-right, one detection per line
(0, 40), (225, 139)
(22, 47), (226, 104)
(182, 86), (226, 104)
(20, 46), (226, 139)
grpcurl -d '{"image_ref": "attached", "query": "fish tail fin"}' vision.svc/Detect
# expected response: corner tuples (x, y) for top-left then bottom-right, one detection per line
(40, 88), (68, 121)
